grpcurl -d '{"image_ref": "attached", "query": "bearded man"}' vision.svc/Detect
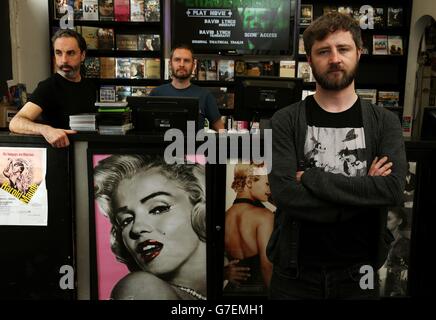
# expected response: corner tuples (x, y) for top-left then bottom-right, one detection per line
(149, 44), (224, 131)
(267, 12), (407, 299)
(9, 29), (96, 148)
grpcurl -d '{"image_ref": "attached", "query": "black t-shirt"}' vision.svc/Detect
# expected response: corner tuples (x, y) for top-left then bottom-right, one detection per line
(299, 95), (378, 267)
(28, 73), (96, 129)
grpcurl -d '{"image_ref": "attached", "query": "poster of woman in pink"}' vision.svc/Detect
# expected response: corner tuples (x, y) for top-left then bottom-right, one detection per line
(92, 153), (206, 300)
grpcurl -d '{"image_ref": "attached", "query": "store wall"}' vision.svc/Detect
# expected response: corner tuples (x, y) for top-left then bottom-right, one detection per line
(9, 0), (50, 93)
(403, 0), (436, 137)
(5, 0), (436, 123)
(1, 1), (12, 83)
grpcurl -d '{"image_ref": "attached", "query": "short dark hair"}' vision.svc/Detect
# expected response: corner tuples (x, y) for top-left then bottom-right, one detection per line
(51, 28), (87, 52)
(170, 44), (194, 60)
(303, 12), (362, 56)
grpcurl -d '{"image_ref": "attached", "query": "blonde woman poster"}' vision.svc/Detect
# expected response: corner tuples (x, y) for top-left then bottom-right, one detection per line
(92, 153), (207, 300)
(223, 162), (276, 296)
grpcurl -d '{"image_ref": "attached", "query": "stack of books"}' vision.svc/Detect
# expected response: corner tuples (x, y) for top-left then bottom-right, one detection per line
(69, 113), (98, 132)
(96, 101), (133, 135)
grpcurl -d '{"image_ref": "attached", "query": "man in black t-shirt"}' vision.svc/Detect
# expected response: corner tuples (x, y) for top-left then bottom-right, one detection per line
(9, 29), (96, 148)
(268, 13), (407, 299)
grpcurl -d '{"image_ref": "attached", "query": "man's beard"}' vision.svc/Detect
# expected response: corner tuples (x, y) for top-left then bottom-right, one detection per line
(311, 62), (358, 91)
(171, 65), (193, 80)
(57, 64), (80, 79)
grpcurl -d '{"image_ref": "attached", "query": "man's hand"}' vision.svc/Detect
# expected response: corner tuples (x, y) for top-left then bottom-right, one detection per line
(212, 118), (225, 131)
(297, 156), (392, 181)
(368, 156), (393, 176)
(296, 171), (304, 182)
(224, 259), (250, 286)
(9, 102), (76, 148)
(42, 127), (77, 148)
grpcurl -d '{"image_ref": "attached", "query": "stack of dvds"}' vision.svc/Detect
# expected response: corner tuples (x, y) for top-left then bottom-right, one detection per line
(69, 113), (98, 132)
(95, 101), (133, 135)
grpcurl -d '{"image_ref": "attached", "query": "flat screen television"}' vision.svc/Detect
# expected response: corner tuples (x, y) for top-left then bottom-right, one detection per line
(171, 0), (298, 55)
(127, 96), (199, 133)
(234, 76), (303, 121)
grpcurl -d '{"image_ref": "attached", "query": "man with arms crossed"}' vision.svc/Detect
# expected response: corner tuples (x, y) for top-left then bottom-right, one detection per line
(267, 12), (407, 299)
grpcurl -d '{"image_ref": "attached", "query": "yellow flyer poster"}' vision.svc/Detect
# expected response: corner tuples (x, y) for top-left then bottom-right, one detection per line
(0, 147), (48, 226)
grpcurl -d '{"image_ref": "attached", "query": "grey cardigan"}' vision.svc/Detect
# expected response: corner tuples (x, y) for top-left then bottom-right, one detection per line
(267, 98), (407, 275)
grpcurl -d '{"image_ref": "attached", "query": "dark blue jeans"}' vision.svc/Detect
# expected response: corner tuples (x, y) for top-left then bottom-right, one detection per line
(269, 264), (380, 300)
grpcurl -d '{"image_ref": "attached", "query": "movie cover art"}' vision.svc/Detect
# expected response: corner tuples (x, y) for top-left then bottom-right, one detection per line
(223, 162), (276, 296)
(0, 147), (48, 226)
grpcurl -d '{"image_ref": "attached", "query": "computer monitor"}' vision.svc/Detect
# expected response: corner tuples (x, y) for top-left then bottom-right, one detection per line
(421, 107), (436, 140)
(234, 76), (303, 122)
(127, 96), (199, 133)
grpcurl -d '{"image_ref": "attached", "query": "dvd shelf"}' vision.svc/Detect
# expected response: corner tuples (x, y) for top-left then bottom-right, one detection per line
(48, 0), (163, 103)
(299, 0), (412, 116)
(189, 58), (286, 115)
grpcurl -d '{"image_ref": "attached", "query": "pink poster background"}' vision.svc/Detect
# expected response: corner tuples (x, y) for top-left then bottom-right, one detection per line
(93, 154), (128, 300)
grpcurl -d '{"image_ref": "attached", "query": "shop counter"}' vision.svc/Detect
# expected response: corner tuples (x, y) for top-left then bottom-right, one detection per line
(0, 131), (435, 299)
